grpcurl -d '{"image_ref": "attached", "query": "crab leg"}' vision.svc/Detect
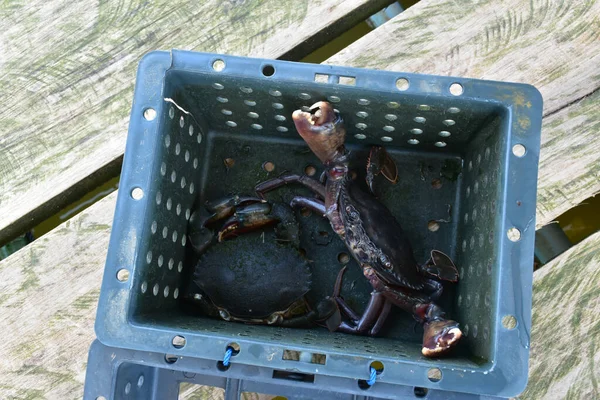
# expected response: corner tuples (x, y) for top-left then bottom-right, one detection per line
(361, 266), (462, 357)
(369, 300), (392, 336)
(255, 174), (326, 199)
(332, 267), (389, 335)
(336, 292), (387, 335)
(217, 202), (280, 241)
(290, 196), (326, 216)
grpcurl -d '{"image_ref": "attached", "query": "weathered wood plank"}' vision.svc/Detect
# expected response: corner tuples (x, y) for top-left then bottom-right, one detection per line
(536, 90), (600, 227)
(0, 192), (115, 400)
(327, 0), (600, 226)
(522, 230), (600, 400)
(0, 0), (393, 245)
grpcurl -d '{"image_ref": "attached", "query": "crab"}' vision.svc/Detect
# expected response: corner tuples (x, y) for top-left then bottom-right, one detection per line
(186, 195), (340, 329)
(254, 101), (462, 357)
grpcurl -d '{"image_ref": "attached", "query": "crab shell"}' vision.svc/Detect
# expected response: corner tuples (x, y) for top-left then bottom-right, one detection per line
(193, 230), (311, 320)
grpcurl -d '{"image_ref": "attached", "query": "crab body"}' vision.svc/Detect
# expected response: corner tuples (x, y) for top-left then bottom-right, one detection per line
(255, 101), (461, 356)
(187, 196), (338, 328)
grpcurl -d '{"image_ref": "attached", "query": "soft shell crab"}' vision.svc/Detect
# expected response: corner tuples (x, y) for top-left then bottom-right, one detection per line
(255, 101), (462, 357)
(186, 195), (340, 328)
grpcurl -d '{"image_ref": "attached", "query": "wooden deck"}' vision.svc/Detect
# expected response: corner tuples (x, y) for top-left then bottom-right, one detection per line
(1, 0), (599, 399)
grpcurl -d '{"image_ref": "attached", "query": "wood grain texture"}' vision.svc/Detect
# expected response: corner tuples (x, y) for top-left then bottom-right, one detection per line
(0, 192), (115, 400)
(536, 90), (600, 227)
(327, 0), (600, 115)
(327, 0), (600, 226)
(0, 0), (393, 245)
(522, 230), (600, 400)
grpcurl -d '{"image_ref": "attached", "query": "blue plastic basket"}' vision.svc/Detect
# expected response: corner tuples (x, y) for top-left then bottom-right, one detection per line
(84, 340), (505, 399)
(95, 50), (542, 397)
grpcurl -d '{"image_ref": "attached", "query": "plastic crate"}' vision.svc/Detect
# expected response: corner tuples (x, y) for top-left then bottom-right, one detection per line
(95, 50), (542, 397)
(84, 340), (504, 399)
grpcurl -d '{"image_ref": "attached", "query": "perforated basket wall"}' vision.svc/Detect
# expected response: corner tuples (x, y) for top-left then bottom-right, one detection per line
(84, 340), (504, 400)
(95, 50), (542, 397)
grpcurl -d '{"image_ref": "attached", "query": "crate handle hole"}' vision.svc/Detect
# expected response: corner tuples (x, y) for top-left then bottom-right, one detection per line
(315, 73), (329, 83)
(427, 367), (442, 382)
(414, 387), (429, 397)
(212, 59), (226, 71)
(164, 354), (178, 364)
(282, 350), (326, 364)
(95, 397), (107, 400)
(396, 78), (410, 91)
(130, 187), (144, 200)
(116, 269), (129, 282)
(502, 315), (517, 329)
(143, 108), (156, 121)
(512, 144), (526, 157)
(172, 335), (186, 349)
(339, 76), (356, 86)
(449, 82), (463, 96)
(262, 64), (275, 77)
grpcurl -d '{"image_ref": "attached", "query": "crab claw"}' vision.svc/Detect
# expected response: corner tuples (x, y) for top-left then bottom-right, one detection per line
(292, 101), (346, 164)
(366, 146), (398, 194)
(217, 202), (278, 241)
(205, 195), (266, 226)
(422, 320), (462, 357)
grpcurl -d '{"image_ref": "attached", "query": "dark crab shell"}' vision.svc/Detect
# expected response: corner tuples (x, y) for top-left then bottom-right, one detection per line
(193, 231), (311, 319)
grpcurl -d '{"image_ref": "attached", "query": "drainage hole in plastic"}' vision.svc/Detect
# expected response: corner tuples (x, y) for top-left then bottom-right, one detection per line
(449, 82), (464, 96)
(513, 144), (526, 157)
(96, 397), (107, 400)
(164, 354), (178, 364)
(212, 59), (225, 71)
(338, 252), (350, 264)
(502, 315), (517, 329)
(304, 164), (317, 176)
(143, 108), (156, 121)
(124, 382), (131, 395)
(262, 64), (275, 77)
(116, 269), (129, 282)
(414, 387), (429, 397)
(396, 77), (409, 91)
(507, 227), (521, 242)
(263, 161), (275, 172)
(224, 158), (235, 169)
(131, 187), (144, 200)
(137, 375), (144, 387)
(427, 367), (442, 382)
(172, 335), (186, 349)
(427, 220), (440, 232)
